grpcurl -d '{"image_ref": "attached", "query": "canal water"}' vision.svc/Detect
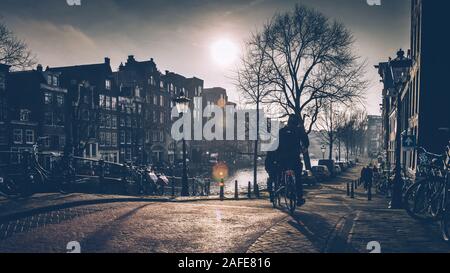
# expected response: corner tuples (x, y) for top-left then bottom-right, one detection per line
(208, 159), (320, 195)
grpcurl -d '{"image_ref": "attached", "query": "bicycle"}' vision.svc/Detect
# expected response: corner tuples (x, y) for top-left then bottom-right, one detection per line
(375, 171), (392, 197)
(403, 146), (446, 222)
(438, 141), (449, 241)
(0, 145), (75, 198)
(271, 169), (297, 215)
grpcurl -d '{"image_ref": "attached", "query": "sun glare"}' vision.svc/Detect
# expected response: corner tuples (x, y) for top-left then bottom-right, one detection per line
(210, 38), (239, 66)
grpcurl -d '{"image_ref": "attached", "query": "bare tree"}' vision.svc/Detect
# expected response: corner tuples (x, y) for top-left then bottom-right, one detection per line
(246, 4), (366, 169)
(66, 81), (99, 157)
(335, 109), (368, 161)
(315, 101), (347, 160)
(235, 33), (272, 186)
(0, 21), (36, 69)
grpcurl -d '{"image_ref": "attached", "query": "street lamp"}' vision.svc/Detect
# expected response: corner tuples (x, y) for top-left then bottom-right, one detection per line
(173, 90), (191, 196)
(321, 145), (326, 160)
(387, 49), (412, 209)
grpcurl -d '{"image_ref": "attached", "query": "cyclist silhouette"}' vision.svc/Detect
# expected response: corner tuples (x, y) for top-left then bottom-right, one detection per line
(266, 114), (306, 206)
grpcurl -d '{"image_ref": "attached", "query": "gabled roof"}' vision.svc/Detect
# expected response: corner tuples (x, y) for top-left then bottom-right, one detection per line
(47, 61), (112, 86)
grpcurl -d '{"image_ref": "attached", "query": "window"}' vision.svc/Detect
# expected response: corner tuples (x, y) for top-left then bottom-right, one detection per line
(99, 95), (105, 108)
(20, 109), (30, 122)
(44, 93), (52, 104)
(160, 95), (164, 107)
(112, 116), (117, 129)
(56, 95), (64, 106)
(145, 131), (151, 144)
(25, 130), (34, 144)
(106, 114), (111, 128)
(13, 129), (22, 144)
(126, 132), (131, 144)
(0, 73), (5, 90)
(47, 75), (52, 85)
(91, 144), (97, 158)
(99, 132), (106, 146)
(44, 112), (53, 126)
(111, 97), (117, 110)
(160, 112), (165, 124)
(120, 117), (125, 127)
(54, 112), (64, 126)
(126, 148), (132, 161)
(120, 131), (125, 144)
(60, 136), (65, 149)
(52, 76), (58, 86)
(159, 132), (164, 142)
(42, 136), (50, 148)
(99, 114), (105, 128)
(105, 132), (111, 146)
(105, 96), (111, 109)
(0, 128), (7, 145)
(105, 79), (111, 90)
(111, 133), (117, 146)
(153, 95), (158, 105)
(160, 81), (164, 89)
(0, 100), (6, 121)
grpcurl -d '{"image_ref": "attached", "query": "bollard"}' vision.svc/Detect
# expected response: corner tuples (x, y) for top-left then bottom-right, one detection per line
(220, 179), (225, 201)
(347, 182), (350, 196)
(235, 180), (239, 200)
(248, 181), (252, 199)
(351, 181), (355, 199)
(171, 177), (175, 197)
(206, 179), (211, 196)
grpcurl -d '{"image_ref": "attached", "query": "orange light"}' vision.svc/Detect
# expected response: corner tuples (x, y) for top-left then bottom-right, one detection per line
(212, 162), (229, 181)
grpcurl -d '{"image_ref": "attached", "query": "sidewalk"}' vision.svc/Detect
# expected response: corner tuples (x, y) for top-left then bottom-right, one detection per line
(247, 166), (450, 253)
(344, 183), (449, 253)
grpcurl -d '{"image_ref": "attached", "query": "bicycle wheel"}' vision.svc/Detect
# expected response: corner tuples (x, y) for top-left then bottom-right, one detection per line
(284, 175), (297, 215)
(0, 173), (21, 198)
(404, 182), (436, 222)
(271, 180), (280, 208)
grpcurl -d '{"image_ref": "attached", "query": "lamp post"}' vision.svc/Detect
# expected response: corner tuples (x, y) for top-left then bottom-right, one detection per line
(321, 145), (326, 160)
(173, 90), (191, 197)
(387, 49), (412, 209)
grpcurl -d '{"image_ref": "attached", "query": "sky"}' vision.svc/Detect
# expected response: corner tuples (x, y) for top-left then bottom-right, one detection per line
(0, 0), (411, 115)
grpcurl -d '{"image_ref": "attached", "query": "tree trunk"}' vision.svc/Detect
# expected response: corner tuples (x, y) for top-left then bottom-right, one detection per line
(253, 103), (260, 186)
(303, 149), (312, 170)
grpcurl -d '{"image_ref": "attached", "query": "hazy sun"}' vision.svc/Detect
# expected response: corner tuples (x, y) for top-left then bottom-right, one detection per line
(210, 38), (239, 66)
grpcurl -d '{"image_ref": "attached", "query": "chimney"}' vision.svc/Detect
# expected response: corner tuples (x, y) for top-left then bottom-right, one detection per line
(104, 57), (111, 65)
(127, 55), (135, 63)
(36, 64), (43, 72)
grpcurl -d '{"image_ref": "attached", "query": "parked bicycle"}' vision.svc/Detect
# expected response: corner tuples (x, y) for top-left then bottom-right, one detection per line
(402, 129), (449, 242)
(0, 144), (75, 199)
(403, 146), (447, 222)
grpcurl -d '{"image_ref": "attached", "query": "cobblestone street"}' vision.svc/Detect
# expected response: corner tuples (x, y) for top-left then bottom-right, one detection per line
(0, 166), (449, 253)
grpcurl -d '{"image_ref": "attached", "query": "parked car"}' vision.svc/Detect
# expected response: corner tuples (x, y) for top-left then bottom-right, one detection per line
(336, 162), (347, 172)
(318, 159), (336, 177)
(302, 170), (318, 186)
(311, 165), (331, 181)
(348, 160), (356, 167)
